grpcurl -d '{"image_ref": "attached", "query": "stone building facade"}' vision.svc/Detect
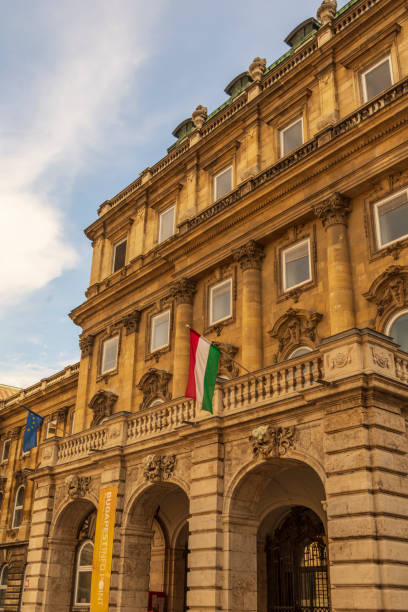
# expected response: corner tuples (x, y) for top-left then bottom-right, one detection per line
(1, 0), (408, 610)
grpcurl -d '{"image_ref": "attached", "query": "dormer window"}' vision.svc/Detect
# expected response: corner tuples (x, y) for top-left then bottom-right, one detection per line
(112, 239), (127, 273)
(361, 56), (393, 102)
(214, 166), (233, 201)
(159, 206), (175, 243)
(280, 118), (303, 157)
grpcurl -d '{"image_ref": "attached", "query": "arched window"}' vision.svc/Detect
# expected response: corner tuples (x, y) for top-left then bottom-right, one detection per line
(75, 540), (94, 605)
(148, 398), (165, 408)
(12, 486), (25, 529)
(386, 310), (408, 353)
(0, 565), (8, 611)
(288, 346), (313, 359)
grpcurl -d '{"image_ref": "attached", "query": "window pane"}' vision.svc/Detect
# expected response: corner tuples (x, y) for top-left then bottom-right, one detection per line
(290, 346), (312, 359)
(152, 313), (169, 351)
(364, 59), (392, 100)
(79, 543), (94, 566)
(389, 312), (408, 352)
(159, 207), (175, 243)
(113, 240), (126, 272)
(13, 507), (22, 528)
(2, 441), (10, 462)
(281, 119), (303, 156)
(211, 282), (231, 323)
(76, 570), (92, 604)
(101, 336), (119, 374)
(16, 487), (25, 507)
(284, 241), (310, 289)
(377, 193), (408, 246)
(215, 167), (232, 200)
(0, 567), (8, 586)
(0, 589), (5, 607)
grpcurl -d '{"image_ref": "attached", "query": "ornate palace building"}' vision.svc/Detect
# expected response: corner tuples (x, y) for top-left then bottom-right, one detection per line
(1, 0), (408, 610)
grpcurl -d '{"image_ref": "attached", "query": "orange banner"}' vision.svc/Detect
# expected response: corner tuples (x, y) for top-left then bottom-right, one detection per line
(90, 485), (118, 611)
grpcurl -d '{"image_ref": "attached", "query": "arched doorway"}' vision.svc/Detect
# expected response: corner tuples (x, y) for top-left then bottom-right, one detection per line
(120, 482), (189, 612)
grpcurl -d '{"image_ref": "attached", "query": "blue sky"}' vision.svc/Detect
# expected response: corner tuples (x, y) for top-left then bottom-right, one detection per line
(0, 0), (346, 388)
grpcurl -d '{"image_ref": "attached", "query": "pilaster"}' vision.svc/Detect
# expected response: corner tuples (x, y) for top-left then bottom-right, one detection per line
(171, 279), (197, 398)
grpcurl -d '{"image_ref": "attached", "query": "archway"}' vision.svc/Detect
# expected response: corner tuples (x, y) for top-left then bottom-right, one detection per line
(225, 458), (327, 612)
(120, 482), (189, 612)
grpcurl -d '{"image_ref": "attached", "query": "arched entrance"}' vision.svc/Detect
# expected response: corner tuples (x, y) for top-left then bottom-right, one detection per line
(225, 458), (329, 612)
(120, 482), (189, 612)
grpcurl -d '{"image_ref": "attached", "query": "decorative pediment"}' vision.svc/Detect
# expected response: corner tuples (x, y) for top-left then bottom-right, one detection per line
(137, 368), (172, 411)
(363, 266), (408, 327)
(212, 342), (239, 378)
(268, 308), (323, 361)
(249, 424), (296, 458)
(89, 390), (118, 427)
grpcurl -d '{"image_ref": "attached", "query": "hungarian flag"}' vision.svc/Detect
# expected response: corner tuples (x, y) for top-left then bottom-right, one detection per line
(185, 329), (220, 413)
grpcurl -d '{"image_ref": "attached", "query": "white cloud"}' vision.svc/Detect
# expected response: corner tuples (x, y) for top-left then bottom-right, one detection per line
(0, 358), (78, 389)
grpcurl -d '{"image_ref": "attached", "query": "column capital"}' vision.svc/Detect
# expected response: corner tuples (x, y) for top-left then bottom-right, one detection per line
(79, 333), (95, 357)
(233, 240), (265, 271)
(313, 193), (351, 228)
(170, 278), (197, 305)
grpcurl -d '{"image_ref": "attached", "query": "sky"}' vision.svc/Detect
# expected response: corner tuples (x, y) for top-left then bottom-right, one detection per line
(0, 0), (349, 389)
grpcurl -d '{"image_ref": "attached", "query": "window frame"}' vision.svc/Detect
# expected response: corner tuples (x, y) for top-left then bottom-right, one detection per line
(158, 205), (176, 244)
(288, 346), (313, 359)
(150, 310), (171, 353)
(1, 440), (10, 463)
(279, 117), (304, 158)
(373, 188), (408, 249)
(100, 335), (120, 376)
(385, 308), (408, 342)
(12, 485), (25, 529)
(74, 539), (94, 607)
(111, 237), (127, 274)
(46, 419), (57, 439)
(213, 165), (233, 202)
(282, 238), (312, 292)
(361, 55), (393, 103)
(209, 278), (233, 326)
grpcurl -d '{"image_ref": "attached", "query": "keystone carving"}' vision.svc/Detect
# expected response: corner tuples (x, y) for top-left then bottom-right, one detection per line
(213, 342), (239, 378)
(192, 105), (208, 130)
(250, 425), (296, 458)
(233, 240), (265, 271)
(249, 57), (267, 82)
(65, 474), (91, 498)
(79, 334), (95, 357)
(364, 266), (408, 327)
(89, 390), (118, 427)
(123, 310), (141, 335)
(269, 308), (323, 361)
(317, 0), (337, 26)
(143, 454), (176, 482)
(313, 193), (350, 228)
(169, 278), (197, 305)
(137, 368), (172, 411)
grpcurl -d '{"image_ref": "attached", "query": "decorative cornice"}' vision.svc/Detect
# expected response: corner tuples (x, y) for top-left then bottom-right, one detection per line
(123, 310), (141, 335)
(169, 278), (197, 305)
(232, 240), (265, 271)
(313, 192), (350, 228)
(79, 334), (95, 357)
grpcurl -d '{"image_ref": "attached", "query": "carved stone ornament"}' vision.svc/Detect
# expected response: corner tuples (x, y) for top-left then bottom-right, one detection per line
(212, 342), (239, 378)
(89, 389), (118, 427)
(143, 454), (176, 482)
(192, 105), (208, 130)
(317, 0), (337, 26)
(79, 334), (95, 357)
(65, 474), (91, 498)
(363, 265), (408, 326)
(233, 240), (265, 271)
(169, 278), (197, 305)
(249, 57), (267, 82)
(313, 193), (350, 228)
(137, 368), (172, 410)
(370, 347), (390, 369)
(269, 308), (323, 361)
(123, 310), (141, 335)
(250, 424), (296, 458)
(329, 345), (353, 369)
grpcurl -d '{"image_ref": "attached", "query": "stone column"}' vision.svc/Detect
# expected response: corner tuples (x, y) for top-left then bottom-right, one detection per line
(75, 334), (95, 432)
(233, 240), (265, 371)
(171, 279), (197, 399)
(89, 233), (104, 286)
(313, 193), (355, 335)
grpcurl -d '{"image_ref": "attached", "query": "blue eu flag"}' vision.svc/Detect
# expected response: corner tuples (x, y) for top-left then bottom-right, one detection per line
(21, 406), (43, 453)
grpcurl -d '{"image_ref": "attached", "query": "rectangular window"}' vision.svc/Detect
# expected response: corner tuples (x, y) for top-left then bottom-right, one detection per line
(280, 118), (303, 157)
(282, 239), (311, 291)
(214, 166), (233, 201)
(361, 56), (393, 102)
(151, 311), (170, 352)
(159, 206), (175, 243)
(1, 439), (10, 462)
(112, 239), (127, 273)
(101, 336), (119, 375)
(210, 279), (232, 325)
(47, 419), (57, 438)
(374, 190), (408, 248)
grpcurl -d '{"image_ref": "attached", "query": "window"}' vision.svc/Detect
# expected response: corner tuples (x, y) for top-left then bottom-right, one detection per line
(386, 310), (408, 353)
(280, 117), (303, 157)
(100, 336), (119, 375)
(361, 56), (393, 102)
(46, 419), (57, 438)
(0, 565), (8, 611)
(159, 206), (176, 243)
(282, 239), (311, 291)
(214, 166), (233, 201)
(289, 346), (313, 359)
(1, 440), (10, 463)
(373, 189), (408, 248)
(151, 311), (170, 352)
(75, 540), (94, 606)
(210, 279), (232, 325)
(112, 238), (127, 273)
(12, 486), (25, 529)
